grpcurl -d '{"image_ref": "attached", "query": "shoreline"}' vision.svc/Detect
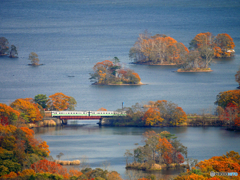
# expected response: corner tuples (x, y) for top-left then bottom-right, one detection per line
(126, 163), (187, 172)
(92, 82), (147, 86)
(131, 62), (178, 66)
(176, 69), (213, 73)
(28, 63), (44, 66)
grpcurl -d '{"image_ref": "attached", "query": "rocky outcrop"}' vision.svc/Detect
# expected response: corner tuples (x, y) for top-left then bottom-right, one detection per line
(54, 160), (80, 165)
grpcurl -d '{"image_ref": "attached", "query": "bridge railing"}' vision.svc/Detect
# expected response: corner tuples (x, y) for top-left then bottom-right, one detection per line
(51, 111), (127, 117)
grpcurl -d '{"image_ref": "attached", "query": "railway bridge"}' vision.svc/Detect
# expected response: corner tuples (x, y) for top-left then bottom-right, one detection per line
(47, 110), (127, 125)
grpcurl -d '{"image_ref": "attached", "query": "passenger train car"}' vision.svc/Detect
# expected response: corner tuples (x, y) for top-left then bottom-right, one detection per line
(51, 111), (127, 117)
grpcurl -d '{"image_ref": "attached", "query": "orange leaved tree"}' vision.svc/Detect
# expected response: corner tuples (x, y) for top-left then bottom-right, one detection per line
(90, 58), (141, 85)
(10, 98), (42, 123)
(46, 92), (71, 111)
(213, 33), (235, 57)
(126, 130), (187, 169)
(142, 107), (164, 126)
(97, 107), (107, 111)
(0, 103), (20, 125)
(130, 32), (189, 65)
(215, 90), (240, 110)
(31, 159), (69, 178)
(175, 151), (240, 180)
(189, 32), (213, 50)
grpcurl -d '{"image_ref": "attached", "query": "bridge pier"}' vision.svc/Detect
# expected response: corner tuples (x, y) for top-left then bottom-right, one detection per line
(62, 120), (68, 125)
(99, 118), (114, 126)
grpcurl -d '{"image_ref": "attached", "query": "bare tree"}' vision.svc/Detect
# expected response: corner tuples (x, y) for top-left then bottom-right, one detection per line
(29, 52), (40, 65)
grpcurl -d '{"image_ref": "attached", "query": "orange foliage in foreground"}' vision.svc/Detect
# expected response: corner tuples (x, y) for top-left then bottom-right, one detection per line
(196, 151), (240, 173)
(0, 103), (20, 125)
(175, 151), (240, 180)
(18, 169), (36, 177)
(31, 159), (69, 178)
(1, 172), (18, 179)
(69, 168), (83, 177)
(10, 98), (42, 122)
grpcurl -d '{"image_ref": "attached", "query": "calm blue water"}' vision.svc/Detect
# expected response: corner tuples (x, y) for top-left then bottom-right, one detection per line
(34, 124), (240, 179)
(0, 0), (240, 113)
(1, 1), (240, 178)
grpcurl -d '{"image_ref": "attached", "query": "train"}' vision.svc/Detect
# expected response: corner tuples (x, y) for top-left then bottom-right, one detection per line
(51, 111), (127, 117)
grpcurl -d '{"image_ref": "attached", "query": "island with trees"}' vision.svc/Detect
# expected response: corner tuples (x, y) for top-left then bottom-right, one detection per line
(129, 31), (235, 73)
(129, 31), (189, 66)
(90, 57), (142, 85)
(125, 131), (187, 171)
(100, 100), (188, 127)
(177, 32), (235, 72)
(0, 37), (18, 58)
(28, 52), (43, 66)
(100, 88), (240, 129)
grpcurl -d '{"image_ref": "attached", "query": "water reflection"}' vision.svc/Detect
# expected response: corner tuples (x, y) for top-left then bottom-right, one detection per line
(34, 125), (240, 179)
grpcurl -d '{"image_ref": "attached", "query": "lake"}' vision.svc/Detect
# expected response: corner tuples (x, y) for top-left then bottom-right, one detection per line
(0, 0), (240, 114)
(1, 0), (240, 179)
(34, 122), (240, 179)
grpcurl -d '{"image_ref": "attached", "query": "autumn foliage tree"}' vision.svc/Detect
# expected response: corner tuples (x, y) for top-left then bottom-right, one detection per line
(0, 124), (50, 178)
(190, 32), (235, 58)
(218, 103), (238, 125)
(0, 103), (20, 125)
(175, 151), (240, 180)
(31, 160), (69, 178)
(97, 107), (107, 111)
(142, 100), (187, 126)
(215, 90), (240, 127)
(129, 31), (189, 65)
(126, 131), (187, 170)
(215, 90), (240, 110)
(90, 58), (141, 85)
(143, 107), (163, 126)
(214, 33), (235, 58)
(28, 52), (40, 66)
(46, 92), (71, 111)
(10, 98), (43, 123)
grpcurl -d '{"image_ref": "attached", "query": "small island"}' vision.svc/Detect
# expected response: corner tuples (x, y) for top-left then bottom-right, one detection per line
(129, 31), (189, 66)
(129, 31), (235, 73)
(0, 37), (18, 58)
(28, 52), (43, 66)
(176, 32), (235, 72)
(90, 57), (143, 85)
(125, 131), (187, 171)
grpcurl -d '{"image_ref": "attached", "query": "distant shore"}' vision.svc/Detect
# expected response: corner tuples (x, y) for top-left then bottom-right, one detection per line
(177, 68), (213, 72)
(131, 62), (177, 66)
(92, 82), (147, 86)
(176, 68), (213, 73)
